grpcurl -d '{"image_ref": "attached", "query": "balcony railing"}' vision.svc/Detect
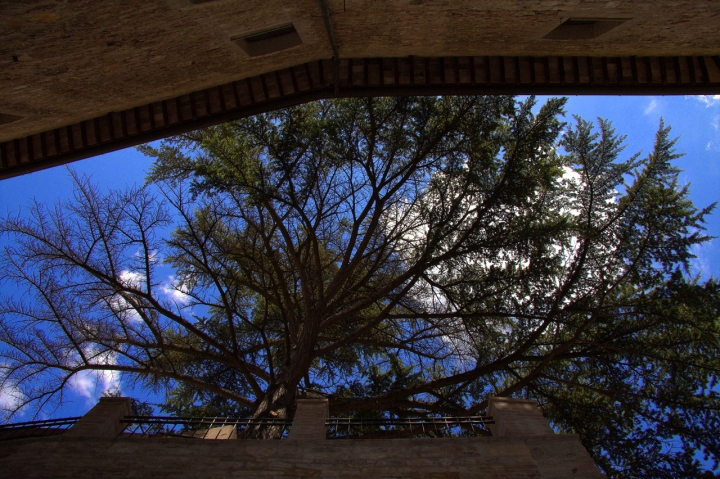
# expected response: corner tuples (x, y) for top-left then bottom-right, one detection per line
(2, 413), (493, 441)
(0, 417), (81, 441)
(119, 416), (292, 439)
(326, 416), (494, 439)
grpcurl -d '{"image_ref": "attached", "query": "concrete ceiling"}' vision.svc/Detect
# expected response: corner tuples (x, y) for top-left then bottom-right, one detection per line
(2, 0), (720, 178)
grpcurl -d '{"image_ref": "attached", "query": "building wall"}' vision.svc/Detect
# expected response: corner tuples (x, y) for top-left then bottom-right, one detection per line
(0, 397), (604, 478)
(3, 0), (720, 143)
(0, 433), (599, 479)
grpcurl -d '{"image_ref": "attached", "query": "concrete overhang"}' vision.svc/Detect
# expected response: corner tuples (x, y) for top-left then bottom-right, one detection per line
(2, 0), (720, 179)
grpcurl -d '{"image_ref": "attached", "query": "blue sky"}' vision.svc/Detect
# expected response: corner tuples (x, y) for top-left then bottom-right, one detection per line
(1, 94), (719, 420)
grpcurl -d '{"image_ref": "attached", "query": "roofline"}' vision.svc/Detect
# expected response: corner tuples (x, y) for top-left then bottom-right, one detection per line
(3, 55), (720, 180)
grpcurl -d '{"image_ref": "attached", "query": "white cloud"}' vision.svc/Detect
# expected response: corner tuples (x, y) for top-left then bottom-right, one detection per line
(68, 370), (120, 400)
(108, 270), (146, 322)
(688, 95), (720, 107)
(704, 115), (720, 151)
(161, 275), (191, 305)
(135, 248), (162, 264)
(67, 349), (120, 402)
(643, 99), (658, 115)
(118, 270), (144, 289)
(0, 383), (25, 421)
(0, 361), (27, 421)
(690, 242), (714, 282)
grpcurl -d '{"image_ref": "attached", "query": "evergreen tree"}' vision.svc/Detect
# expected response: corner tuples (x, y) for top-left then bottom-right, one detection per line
(1, 96), (717, 476)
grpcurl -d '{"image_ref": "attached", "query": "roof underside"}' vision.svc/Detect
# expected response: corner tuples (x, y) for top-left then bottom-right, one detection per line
(2, 0), (720, 178)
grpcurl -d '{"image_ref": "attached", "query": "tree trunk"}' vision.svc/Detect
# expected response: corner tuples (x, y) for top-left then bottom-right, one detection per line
(240, 382), (297, 439)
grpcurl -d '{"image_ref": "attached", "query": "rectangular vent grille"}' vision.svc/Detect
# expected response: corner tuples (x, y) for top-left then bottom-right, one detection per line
(544, 18), (627, 40)
(0, 113), (23, 126)
(232, 24), (302, 57)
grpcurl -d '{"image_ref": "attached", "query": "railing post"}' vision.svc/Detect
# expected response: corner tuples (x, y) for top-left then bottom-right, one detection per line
(64, 396), (131, 438)
(487, 396), (554, 437)
(288, 398), (328, 441)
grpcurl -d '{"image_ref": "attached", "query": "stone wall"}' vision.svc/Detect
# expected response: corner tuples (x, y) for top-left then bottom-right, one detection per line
(0, 396), (604, 478)
(3, 0), (720, 144)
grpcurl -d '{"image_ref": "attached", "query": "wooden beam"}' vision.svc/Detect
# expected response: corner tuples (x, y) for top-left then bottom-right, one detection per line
(2, 55), (720, 180)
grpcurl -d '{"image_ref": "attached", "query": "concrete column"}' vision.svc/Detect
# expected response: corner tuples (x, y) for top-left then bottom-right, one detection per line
(487, 396), (554, 437)
(64, 397), (131, 438)
(488, 397), (605, 478)
(288, 398), (328, 441)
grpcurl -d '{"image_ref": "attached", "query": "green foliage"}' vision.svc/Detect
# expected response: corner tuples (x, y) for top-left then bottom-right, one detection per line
(1, 96), (718, 477)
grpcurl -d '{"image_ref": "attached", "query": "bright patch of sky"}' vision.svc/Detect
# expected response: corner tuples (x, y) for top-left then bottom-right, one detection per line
(1, 96), (719, 420)
(67, 349), (121, 405)
(693, 94), (720, 107)
(0, 364), (24, 421)
(110, 270), (145, 322)
(643, 98), (658, 115)
(533, 95), (720, 282)
(161, 275), (192, 306)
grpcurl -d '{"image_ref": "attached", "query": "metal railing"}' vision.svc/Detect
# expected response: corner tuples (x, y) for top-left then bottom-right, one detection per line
(0, 417), (81, 441)
(119, 416), (292, 439)
(1, 414), (492, 441)
(326, 416), (494, 439)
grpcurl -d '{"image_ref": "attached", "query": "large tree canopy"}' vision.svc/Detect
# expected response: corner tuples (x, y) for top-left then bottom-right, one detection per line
(1, 96), (718, 477)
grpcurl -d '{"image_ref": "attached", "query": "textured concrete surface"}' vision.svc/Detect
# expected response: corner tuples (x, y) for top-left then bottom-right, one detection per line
(2, 0), (720, 143)
(289, 398), (330, 441)
(0, 434), (603, 478)
(0, 396), (604, 478)
(5, 52), (718, 180)
(64, 397), (131, 439)
(489, 397), (554, 437)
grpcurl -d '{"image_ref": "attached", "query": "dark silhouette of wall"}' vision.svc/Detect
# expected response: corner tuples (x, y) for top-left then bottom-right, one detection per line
(0, 396), (603, 478)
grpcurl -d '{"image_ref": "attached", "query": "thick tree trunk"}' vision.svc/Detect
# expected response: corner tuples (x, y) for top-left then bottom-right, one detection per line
(242, 317), (319, 438)
(241, 382), (297, 439)
(252, 382), (296, 419)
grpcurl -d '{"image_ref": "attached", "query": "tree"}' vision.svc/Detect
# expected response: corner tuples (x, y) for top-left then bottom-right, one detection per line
(1, 96), (718, 476)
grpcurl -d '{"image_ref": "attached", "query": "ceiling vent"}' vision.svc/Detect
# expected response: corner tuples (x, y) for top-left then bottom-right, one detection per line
(0, 113), (23, 126)
(232, 24), (302, 57)
(543, 18), (628, 40)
